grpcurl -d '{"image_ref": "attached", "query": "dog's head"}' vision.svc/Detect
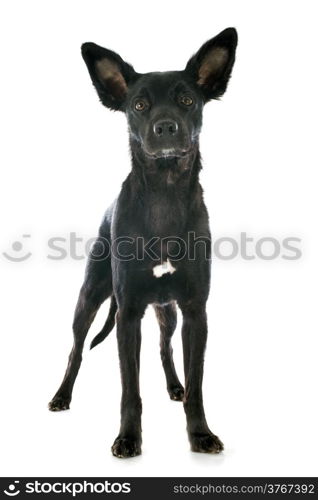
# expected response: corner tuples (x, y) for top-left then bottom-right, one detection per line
(82, 28), (237, 160)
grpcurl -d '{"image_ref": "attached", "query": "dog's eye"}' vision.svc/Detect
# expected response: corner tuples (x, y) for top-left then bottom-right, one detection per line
(180, 96), (193, 106)
(135, 100), (147, 111)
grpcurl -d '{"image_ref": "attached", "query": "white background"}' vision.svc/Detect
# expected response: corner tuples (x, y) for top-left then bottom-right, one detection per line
(1, 0), (317, 477)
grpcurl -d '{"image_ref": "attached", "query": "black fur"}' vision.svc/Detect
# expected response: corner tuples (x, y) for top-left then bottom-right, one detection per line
(49, 28), (238, 458)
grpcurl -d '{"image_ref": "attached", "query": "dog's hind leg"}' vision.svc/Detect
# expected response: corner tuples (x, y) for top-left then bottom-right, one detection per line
(48, 236), (113, 411)
(154, 302), (184, 401)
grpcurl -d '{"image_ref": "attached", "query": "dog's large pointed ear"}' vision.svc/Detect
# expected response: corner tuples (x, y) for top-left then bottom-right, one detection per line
(185, 28), (238, 102)
(81, 43), (138, 111)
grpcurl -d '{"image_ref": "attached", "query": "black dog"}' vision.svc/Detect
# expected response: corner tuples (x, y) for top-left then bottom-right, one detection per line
(49, 28), (237, 458)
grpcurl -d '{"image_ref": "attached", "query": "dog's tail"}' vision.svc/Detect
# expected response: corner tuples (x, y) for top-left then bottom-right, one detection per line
(90, 294), (117, 350)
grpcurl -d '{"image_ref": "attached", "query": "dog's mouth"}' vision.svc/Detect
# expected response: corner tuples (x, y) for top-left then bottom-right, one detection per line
(144, 148), (191, 160)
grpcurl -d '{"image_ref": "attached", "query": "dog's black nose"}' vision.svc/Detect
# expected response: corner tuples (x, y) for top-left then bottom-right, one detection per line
(153, 120), (178, 137)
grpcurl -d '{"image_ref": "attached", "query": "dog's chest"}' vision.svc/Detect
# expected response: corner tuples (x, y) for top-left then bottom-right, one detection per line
(152, 258), (176, 278)
(145, 190), (187, 237)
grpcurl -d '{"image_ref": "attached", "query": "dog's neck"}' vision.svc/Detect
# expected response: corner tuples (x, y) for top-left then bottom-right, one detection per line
(129, 138), (201, 194)
(126, 138), (204, 236)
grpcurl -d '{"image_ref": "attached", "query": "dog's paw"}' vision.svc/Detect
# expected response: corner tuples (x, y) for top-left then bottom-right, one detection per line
(189, 432), (224, 454)
(48, 395), (70, 412)
(111, 436), (142, 458)
(168, 385), (184, 401)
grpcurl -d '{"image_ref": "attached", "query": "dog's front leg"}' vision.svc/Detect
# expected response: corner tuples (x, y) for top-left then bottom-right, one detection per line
(180, 302), (224, 454)
(111, 305), (143, 458)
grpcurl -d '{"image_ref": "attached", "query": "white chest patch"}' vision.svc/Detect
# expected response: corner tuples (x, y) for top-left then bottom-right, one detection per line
(153, 259), (176, 278)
